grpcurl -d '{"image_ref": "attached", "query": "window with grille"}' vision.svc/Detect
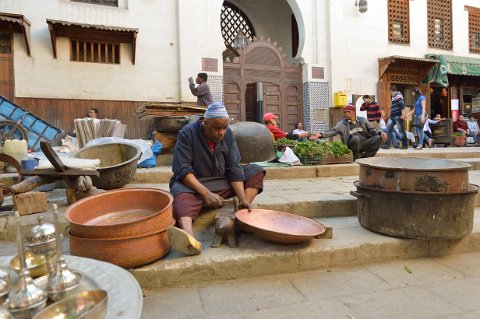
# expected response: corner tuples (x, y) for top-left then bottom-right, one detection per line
(427, 0), (452, 49)
(468, 6), (480, 53)
(71, 39), (120, 64)
(388, 0), (409, 44)
(71, 0), (118, 6)
(221, 1), (255, 47)
(0, 33), (12, 54)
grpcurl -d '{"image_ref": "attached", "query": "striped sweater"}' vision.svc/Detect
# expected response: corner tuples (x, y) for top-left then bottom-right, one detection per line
(360, 101), (382, 122)
(390, 91), (405, 117)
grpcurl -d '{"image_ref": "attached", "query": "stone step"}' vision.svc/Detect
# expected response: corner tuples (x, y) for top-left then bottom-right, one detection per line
(133, 147), (480, 183)
(130, 209), (480, 289)
(2, 170), (480, 241)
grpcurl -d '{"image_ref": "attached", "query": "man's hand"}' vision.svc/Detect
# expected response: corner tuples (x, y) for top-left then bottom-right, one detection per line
(188, 76), (193, 83)
(202, 191), (223, 208)
(309, 132), (320, 140)
(238, 199), (252, 212)
(299, 132), (308, 139)
(401, 114), (406, 120)
(380, 131), (387, 142)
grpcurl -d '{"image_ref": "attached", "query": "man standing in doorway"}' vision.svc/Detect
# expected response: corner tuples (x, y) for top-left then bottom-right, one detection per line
(382, 85), (408, 149)
(360, 95), (382, 127)
(188, 73), (214, 106)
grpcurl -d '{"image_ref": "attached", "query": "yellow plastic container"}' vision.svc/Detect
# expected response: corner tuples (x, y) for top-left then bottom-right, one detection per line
(334, 92), (347, 107)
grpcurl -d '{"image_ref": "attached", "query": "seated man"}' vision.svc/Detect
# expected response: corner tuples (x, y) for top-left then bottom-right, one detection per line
(264, 113), (319, 141)
(318, 104), (386, 160)
(293, 122), (308, 141)
(454, 114), (470, 136)
(169, 102), (265, 255)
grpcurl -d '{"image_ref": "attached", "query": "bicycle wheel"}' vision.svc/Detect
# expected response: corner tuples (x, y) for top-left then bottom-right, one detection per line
(0, 120), (28, 147)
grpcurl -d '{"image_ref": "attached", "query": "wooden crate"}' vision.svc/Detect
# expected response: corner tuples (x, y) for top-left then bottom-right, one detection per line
(300, 153), (353, 166)
(321, 153), (353, 165)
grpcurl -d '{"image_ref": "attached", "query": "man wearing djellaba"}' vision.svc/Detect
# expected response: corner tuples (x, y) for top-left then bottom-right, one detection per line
(168, 102), (265, 255)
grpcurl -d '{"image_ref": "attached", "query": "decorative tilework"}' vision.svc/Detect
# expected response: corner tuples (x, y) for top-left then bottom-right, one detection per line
(303, 82), (330, 133)
(208, 75), (224, 103)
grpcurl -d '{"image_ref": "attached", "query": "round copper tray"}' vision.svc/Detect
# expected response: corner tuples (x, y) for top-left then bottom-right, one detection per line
(235, 209), (326, 244)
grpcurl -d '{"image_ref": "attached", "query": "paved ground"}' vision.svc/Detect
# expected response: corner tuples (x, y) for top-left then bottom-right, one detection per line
(141, 251), (480, 319)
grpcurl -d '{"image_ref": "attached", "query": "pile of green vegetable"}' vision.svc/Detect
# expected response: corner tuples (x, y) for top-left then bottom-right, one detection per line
(274, 138), (351, 159)
(293, 141), (351, 159)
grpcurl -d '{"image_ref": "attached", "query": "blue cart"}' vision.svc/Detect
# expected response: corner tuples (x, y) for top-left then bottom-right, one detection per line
(0, 96), (63, 151)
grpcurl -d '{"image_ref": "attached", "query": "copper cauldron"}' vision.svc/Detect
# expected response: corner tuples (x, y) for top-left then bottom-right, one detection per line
(230, 122), (276, 163)
(65, 188), (174, 239)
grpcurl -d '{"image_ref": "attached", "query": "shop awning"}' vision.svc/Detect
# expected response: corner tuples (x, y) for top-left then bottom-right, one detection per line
(378, 55), (438, 82)
(425, 54), (480, 87)
(0, 12), (31, 56)
(46, 19), (138, 64)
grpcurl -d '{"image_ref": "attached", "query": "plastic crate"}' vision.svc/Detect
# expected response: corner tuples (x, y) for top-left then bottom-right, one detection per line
(300, 153), (353, 166)
(0, 96), (63, 151)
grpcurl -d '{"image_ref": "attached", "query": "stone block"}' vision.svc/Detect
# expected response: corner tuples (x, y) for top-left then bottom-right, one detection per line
(13, 192), (48, 215)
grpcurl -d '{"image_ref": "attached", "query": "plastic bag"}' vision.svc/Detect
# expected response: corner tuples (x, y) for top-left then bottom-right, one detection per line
(138, 140), (163, 168)
(278, 147), (301, 166)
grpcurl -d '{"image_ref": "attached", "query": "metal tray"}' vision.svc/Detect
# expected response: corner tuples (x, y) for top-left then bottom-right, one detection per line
(235, 209), (326, 244)
(0, 255), (142, 319)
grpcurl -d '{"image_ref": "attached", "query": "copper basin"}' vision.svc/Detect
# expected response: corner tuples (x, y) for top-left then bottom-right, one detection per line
(65, 188), (173, 239)
(235, 209), (326, 244)
(356, 157), (471, 192)
(69, 230), (171, 268)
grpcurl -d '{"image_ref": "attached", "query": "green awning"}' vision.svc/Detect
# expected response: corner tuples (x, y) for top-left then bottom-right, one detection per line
(425, 54), (480, 87)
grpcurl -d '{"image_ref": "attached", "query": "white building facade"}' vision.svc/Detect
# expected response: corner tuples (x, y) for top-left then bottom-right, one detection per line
(0, 0), (479, 137)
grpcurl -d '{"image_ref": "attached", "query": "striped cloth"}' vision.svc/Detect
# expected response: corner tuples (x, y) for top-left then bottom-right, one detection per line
(390, 91), (405, 117)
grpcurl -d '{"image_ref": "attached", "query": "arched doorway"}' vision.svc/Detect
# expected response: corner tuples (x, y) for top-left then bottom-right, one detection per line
(223, 38), (302, 131)
(220, 0), (303, 131)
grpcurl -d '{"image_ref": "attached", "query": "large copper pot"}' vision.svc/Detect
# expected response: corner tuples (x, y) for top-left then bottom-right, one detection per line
(230, 122), (276, 163)
(65, 188), (173, 239)
(69, 230), (170, 268)
(356, 157), (471, 192)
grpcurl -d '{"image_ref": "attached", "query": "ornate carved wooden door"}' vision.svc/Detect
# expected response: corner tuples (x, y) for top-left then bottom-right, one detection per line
(223, 38), (302, 132)
(0, 33), (14, 100)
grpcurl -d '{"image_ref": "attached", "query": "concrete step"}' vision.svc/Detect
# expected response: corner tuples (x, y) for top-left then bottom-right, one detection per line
(133, 147), (480, 183)
(2, 170), (480, 241)
(130, 209), (480, 289)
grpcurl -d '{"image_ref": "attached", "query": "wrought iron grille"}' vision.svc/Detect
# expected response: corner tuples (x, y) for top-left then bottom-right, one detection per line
(221, 2), (255, 47)
(388, 0), (409, 44)
(0, 33), (12, 54)
(71, 0), (118, 7)
(469, 8), (480, 53)
(427, 0), (452, 50)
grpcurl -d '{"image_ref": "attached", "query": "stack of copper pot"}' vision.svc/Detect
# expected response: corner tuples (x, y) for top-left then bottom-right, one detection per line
(65, 188), (174, 268)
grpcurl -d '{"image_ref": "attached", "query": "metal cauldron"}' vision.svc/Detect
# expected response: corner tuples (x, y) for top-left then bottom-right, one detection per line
(230, 122), (276, 163)
(356, 157), (471, 192)
(154, 115), (202, 133)
(351, 181), (478, 240)
(75, 143), (141, 189)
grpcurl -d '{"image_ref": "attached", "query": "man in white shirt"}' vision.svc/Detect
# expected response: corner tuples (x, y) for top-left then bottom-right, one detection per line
(467, 115), (480, 144)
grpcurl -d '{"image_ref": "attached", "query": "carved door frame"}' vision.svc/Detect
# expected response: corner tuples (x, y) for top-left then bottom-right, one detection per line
(223, 38), (302, 132)
(0, 32), (15, 101)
